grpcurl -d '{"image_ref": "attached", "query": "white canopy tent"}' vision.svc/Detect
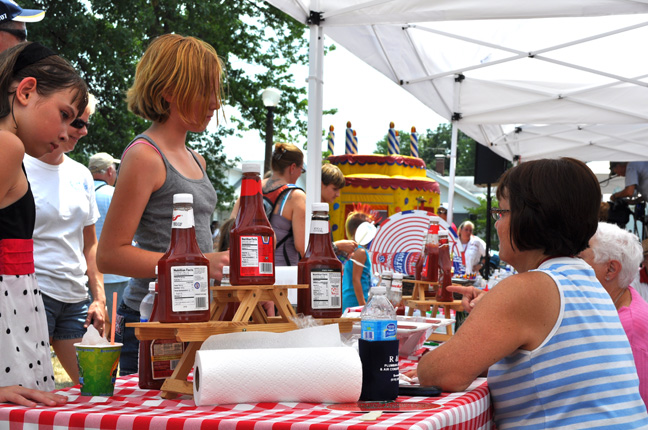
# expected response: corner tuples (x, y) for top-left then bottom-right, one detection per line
(265, 0), (648, 224)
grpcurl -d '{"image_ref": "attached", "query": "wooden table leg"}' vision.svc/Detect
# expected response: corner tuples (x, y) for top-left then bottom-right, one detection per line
(232, 290), (260, 322)
(160, 340), (202, 399)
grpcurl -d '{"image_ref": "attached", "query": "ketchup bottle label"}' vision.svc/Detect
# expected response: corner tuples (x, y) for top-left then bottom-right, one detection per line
(310, 219), (329, 234)
(241, 178), (260, 197)
(240, 235), (274, 276)
(310, 269), (342, 309)
(150, 340), (185, 379)
(170, 266), (209, 311)
(171, 209), (194, 229)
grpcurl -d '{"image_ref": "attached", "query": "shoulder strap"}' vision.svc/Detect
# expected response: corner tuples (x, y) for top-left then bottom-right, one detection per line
(94, 182), (108, 192)
(121, 134), (163, 160)
(264, 184), (304, 217)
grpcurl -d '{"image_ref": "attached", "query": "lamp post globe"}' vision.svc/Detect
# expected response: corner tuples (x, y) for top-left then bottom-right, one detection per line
(262, 87), (282, 175)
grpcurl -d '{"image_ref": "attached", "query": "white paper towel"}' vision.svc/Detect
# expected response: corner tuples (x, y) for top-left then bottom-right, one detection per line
(193, 325), (362, 406)
(200, 323), (345, 350)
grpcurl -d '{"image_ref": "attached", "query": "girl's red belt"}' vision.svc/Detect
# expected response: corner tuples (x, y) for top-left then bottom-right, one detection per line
(0, 239), (34, 275)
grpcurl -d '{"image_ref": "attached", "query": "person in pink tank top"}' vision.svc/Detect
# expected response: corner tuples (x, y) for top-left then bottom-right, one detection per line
(580, 221), (648, 406)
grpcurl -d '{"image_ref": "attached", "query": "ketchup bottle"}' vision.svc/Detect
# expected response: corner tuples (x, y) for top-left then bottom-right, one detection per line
(139, 280), (186, 389)
(230, 163), (275, 285)
(157, 193), (211, 322)
(297, 203), (343, 318)
(416, 221), (439, 282)
(436, 231), (454, 302)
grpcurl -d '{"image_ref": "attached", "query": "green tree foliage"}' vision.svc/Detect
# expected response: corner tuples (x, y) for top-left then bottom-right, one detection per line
(24, 0), (309, 210)
(374, 123), (476, 176)
(466, 196), (499, 251)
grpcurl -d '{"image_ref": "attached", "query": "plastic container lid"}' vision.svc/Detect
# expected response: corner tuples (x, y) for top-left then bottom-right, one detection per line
(381, 271), (393, 277)
(148, 281), (156, 292)
(311, 202), (329, 212)
(392, 272), (404, 280)
(223, 266), (230, 275)
(173, 193), (193, 204)
(370, 286), (387, 295)
(242, 163), (261, 174)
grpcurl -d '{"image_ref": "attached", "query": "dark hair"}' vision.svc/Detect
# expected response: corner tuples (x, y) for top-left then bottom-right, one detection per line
(496, 158), (600, 256)
(271, 142), (303, 173)
(216, 218), (236, 252)
(0, 42), (87, 119)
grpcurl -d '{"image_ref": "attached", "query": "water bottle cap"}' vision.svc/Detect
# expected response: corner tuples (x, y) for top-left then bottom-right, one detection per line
(148, 281), (156, 292)
(311, 202), (329, 212)
(223, 266), (230, 275)
(392, 272), (403, 280)
(370, 286), (387, 295)
(173, 193), (193, 204)
(242, 163), (262, 174)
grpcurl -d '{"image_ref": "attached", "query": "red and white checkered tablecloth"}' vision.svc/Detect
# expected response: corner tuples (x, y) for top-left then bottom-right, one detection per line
(0, 359), (492, 430)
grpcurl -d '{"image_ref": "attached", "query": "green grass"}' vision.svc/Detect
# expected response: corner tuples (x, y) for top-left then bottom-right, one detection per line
(52, 348), (75, 390)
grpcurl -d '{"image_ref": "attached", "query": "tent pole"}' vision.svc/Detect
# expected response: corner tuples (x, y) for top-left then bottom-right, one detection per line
(305, 6), (324, 248)
(448, 122), (458, 226)
(448, 74), (461, 226)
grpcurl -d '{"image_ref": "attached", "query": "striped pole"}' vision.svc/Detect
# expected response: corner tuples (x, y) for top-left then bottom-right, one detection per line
(388, 122), (400, 155)
(327, 125), (335, 154)
(345, 121), (358, 154)
(410, 126), (419, 158)
(352, 130), (359, 154)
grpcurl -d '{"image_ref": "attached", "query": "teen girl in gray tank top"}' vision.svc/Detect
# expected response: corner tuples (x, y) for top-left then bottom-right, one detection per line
(121, 134), (217, 311)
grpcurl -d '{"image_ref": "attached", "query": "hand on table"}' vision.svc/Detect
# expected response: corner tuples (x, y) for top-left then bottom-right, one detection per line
(0, 386), (67, 408)
(446, 285), (487, 313)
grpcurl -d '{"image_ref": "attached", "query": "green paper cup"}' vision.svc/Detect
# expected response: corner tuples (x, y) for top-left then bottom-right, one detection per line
(74, 342), (122, 396)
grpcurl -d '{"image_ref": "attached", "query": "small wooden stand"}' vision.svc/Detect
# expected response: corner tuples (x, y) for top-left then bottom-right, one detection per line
(129, 284), (353, 399)
(405, 280), (463, 342)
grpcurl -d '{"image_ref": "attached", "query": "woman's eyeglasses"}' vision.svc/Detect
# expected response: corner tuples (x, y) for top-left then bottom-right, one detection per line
(490, 208), (510, 221)
(70, 118), (89, 129)
(0, 28), (27, 42)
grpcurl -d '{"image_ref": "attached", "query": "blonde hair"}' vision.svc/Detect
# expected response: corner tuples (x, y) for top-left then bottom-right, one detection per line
(127, 34), (224, 126)
(271, 142), (303, 173)
(322, 163), (345, 188)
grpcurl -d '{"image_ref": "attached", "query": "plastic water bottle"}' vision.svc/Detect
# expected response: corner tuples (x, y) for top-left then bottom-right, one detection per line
(221, 266), (231, 286)
(358, 286), (399, 401)
(140, 282), (157, 322)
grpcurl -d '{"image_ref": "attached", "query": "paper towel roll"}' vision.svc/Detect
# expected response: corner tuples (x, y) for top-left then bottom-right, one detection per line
(200, 324), (345, 350)
(193, 346), (362, 405)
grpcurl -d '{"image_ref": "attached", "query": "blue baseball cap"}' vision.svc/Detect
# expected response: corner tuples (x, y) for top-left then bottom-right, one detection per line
(0, 0), (45, 24)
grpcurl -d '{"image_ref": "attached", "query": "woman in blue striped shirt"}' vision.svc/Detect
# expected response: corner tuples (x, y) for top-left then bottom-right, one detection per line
(416, 158), (648, 429)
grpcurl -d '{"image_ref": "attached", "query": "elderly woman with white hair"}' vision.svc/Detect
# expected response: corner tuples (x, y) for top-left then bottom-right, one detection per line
(580, 222), (648, 406)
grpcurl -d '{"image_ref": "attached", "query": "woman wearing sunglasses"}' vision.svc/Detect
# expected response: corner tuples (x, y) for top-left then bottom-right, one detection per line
(414, 158), (648, 428)
(24, 95), (106, 386)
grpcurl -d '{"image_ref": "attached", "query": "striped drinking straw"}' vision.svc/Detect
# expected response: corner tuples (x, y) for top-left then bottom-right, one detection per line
(346, 121), (358, 154)
(388, 122), (400, 155)
(410, 126), (419, 158)
(327, 125), (335, 154)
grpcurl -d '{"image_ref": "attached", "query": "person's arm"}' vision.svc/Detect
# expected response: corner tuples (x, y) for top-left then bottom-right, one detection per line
(417, 271), (560, 391)
(287, 190), (307, 258)
(0, 386), (68, 408)
(447, 285), (487, 312)
(333, 240), (357, 255)
(83, 224), (106, 333)
(611, 185), (636, 201)
(351, 248), (368, 306)
(0, 132), (25, 205)
(97, 143), (167, 278)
